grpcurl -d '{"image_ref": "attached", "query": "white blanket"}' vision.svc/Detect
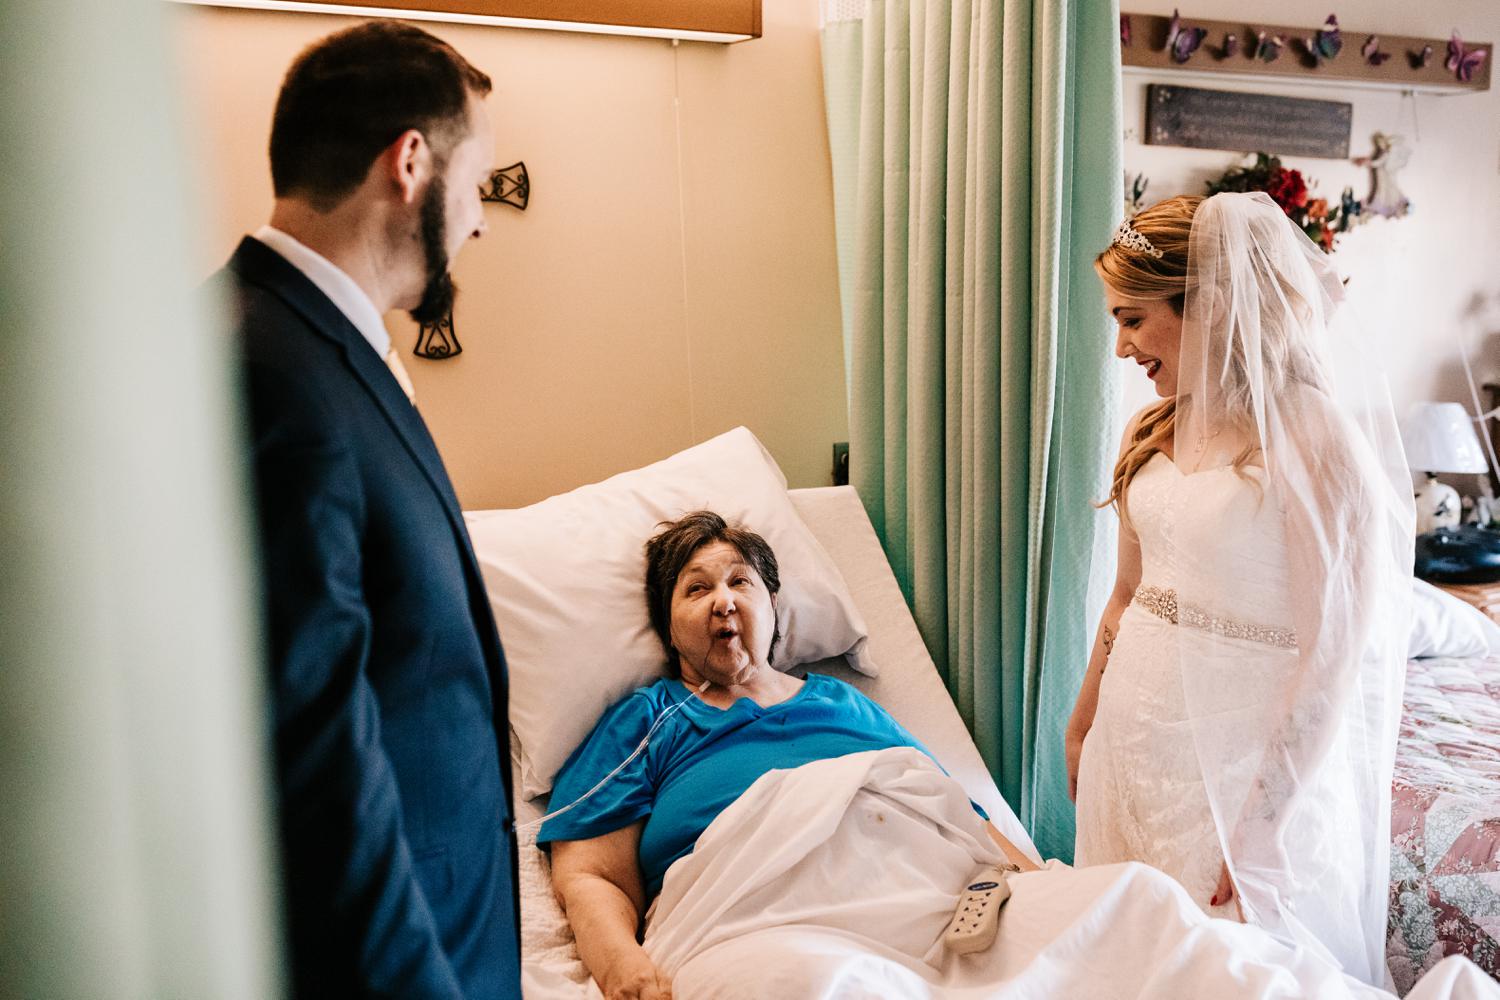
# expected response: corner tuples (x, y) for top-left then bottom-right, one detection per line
(626, 748), (1497, 1000)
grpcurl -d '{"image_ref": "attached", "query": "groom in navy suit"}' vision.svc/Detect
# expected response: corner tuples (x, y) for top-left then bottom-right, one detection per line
(214, 22), (519, 998)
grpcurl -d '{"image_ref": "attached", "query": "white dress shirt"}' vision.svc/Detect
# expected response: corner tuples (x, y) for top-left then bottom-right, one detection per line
(254, 225), (391, 360)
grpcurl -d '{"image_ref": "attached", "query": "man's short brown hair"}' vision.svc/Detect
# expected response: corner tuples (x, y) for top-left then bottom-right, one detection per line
(643, 511), (782, 676)
(269, 21), (492, 210)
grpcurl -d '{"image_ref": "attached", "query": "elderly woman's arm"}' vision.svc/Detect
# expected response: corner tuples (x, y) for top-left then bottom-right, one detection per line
(985, 822), (1042, 871)
(551, 824), (672, 1000)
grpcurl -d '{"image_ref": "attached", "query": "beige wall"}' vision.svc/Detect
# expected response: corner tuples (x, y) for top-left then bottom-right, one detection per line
(1116, 1), (1500, 441)
(170, 0), (848, 510)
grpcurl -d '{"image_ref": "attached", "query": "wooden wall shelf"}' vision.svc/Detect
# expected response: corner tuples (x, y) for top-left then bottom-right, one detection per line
(171, 0), (763, 43)
(1121, 12), (1490, 94)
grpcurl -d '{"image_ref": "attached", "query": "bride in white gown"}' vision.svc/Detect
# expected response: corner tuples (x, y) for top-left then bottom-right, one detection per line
(1065, 193), (1414, 988)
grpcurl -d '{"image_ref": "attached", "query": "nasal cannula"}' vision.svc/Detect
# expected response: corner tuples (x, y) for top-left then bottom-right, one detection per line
(515, 679), (711, 840)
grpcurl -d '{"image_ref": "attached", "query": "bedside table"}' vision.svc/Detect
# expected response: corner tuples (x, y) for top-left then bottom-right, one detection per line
(1433, 580), (1500, 626)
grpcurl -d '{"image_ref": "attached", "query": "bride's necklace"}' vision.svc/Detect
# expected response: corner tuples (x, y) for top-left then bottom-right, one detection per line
(1192, 426), (1224, 455)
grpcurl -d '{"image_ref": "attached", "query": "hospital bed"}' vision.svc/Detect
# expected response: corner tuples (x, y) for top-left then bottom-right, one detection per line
(467, 431), (1498, 999)
(509, 485), (1034, 996)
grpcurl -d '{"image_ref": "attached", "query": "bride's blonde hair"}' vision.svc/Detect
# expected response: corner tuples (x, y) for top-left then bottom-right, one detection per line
(1097, 193), (1325, 516)
(1095, 196), (1199, 514)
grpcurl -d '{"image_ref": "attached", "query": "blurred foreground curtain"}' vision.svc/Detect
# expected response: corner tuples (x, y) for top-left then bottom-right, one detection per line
(0, 1), (282, 996)
(821, 0), (1121, 860)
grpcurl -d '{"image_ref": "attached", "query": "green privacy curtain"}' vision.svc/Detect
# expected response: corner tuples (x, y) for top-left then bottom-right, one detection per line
(821, 0), (1121, 861)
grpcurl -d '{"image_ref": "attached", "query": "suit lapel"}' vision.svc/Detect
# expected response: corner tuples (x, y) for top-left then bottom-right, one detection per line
(231, 237), (513, 820)
(229, 237), (467, 531)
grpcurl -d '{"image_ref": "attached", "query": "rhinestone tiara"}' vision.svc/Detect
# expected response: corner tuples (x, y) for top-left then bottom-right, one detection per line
(1111, 219), (1164, 259)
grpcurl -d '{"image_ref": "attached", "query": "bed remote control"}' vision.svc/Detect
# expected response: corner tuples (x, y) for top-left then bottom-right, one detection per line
(942, 863), (1018, 954)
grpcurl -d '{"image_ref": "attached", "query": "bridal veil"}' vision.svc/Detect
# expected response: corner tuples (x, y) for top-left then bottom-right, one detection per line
(1171, 192), (1414, 985)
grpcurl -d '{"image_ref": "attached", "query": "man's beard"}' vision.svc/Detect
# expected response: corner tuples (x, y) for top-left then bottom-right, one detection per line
(409, 175), (457, 325)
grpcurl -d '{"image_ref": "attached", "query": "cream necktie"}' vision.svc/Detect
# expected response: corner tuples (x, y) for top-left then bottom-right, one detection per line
(384, 347), (417, 406)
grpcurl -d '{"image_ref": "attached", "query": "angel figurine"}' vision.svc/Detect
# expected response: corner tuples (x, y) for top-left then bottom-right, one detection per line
(1360, 132), (1412, 218)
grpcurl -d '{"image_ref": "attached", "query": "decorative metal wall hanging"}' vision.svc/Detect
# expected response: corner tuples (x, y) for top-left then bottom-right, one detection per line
(414, 160), (531, 360)
(482, 161), (530, 210)
(414, 307), (462, 359)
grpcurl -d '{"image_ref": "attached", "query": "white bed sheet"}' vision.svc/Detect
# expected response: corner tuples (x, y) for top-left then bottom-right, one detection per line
(783, 488), (1032, 854)
(639, 748), (1499, 1000)
(515, 485), (1034, 997)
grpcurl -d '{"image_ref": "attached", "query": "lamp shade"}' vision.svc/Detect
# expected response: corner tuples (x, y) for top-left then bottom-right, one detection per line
(1401, 402), (1489, 473)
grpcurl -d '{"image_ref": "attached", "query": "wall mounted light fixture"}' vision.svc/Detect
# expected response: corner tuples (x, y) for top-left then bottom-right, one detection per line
(168, 0), (762, 44)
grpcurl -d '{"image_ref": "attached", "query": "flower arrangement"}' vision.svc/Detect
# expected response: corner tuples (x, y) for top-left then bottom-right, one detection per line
(1205, 152), (1361, 252)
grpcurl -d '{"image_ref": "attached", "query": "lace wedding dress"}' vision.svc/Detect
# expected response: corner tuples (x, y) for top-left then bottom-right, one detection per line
(1073, 451), (1321, 919)
(1073, 194), (1411, 985)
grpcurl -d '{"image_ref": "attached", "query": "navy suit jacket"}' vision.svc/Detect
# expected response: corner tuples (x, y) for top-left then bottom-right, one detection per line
(220, 237), (520, 998)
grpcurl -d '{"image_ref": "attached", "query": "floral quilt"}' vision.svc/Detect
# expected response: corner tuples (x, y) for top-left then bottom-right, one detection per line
(1388, 654), (1500, 994)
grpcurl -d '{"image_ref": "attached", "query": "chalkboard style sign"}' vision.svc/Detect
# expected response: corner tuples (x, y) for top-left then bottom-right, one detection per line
(1146, 84), (1353, 159)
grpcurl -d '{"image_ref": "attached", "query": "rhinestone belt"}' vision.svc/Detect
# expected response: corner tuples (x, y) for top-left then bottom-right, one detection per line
(1132, 584), (1298, 650)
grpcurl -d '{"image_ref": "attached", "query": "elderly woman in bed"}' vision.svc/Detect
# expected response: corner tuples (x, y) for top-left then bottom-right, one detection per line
(539, 510), (1035, 1000)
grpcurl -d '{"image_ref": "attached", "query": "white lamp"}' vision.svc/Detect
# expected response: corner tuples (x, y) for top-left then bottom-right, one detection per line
(1402, 402), (1489, 533)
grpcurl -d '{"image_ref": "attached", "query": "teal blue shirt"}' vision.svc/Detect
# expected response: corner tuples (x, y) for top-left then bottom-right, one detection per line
(537, 673), (982, 897)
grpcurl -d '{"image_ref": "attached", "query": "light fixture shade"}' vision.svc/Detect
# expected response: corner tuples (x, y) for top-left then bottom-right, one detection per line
(1401, 402), (1489, 473)
(168, 0), (762, 43)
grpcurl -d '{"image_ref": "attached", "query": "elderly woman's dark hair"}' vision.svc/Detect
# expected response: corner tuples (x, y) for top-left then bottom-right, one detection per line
(644, 511), (782, 675)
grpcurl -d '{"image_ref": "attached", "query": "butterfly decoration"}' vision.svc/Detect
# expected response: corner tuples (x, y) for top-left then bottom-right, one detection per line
(1165, 9), (1208, 64)
(1361, 35), (1390, 67)
(1253, 29), (1285, 63)
(1217, 32), (1239, 60)
(1408, 44), (1432, 70)
(1299, 14), (1342, 66)
(1446, 31), (1488, 83)
(1120, 14), (1131, 47)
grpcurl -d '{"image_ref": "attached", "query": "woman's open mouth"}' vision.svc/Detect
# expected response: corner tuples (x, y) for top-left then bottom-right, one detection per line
(1142, 359), (1162, 379)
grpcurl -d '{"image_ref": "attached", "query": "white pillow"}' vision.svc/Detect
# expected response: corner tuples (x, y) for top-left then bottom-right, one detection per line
(1409, 578), (1500, 658)
(465, 427), (874, 799)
